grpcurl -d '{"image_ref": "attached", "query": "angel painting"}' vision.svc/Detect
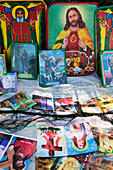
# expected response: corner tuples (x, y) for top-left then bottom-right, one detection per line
(39, 50), (67, 87)
(0, 1), (45, 68)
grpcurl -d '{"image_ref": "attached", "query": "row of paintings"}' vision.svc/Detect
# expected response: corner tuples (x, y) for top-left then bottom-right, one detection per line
(0, 1), (113, 87)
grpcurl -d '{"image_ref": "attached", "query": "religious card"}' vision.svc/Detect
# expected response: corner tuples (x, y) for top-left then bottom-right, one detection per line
(100, 50), (113, 87)
(46, 2), (98, 76)
(0, 54), (6, 73)
(11, 42), (37, 80)
(39, 49), (67, 87)
(0, 0), (46, 71)
(53, 96), (76, 115)
(95, 5), (113, 75)
(0, 134), (37, 170)
(0, 73), (17, 94)
(91, 94), (113, 113)
(1, 91), (36, 110)
(37, 122), (97, 157)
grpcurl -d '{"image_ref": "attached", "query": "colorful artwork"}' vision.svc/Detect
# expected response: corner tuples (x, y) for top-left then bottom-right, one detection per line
(47, 3), (98, 76)
(37, 122), (98, 157)
(0, 91), (36, 110)
(0, 54), (6, 73)
(32, 94), (53, 112)
(86, 154), (113, 169)
(36, 154), (90, 170)
(0, 73), (17, 94)
(91, 94), (113, 113)
(0, 135), (37, 170)
(0, 0), (46, 66)
(53, 96), (76, 114)
(11, 43), (37, 79)
(100, 50), (113, 87)
(39, 49), (67, 87)
(80, 99), (103, 114)
(95, 6), (113, 75)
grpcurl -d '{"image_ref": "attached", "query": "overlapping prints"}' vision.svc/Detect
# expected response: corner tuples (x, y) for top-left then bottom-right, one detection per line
(0, 91), (36, 110)
(36, 153), (90, 170)
(37, 122), (97, 157)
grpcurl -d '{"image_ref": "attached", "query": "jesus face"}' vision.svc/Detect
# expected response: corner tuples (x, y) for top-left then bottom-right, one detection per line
(68, 10), (79, 27)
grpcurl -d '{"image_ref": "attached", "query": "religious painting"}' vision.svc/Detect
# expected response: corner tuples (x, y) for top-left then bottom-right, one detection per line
(0, 54), (6, 73)
(95, 5), (113, 75)
(39, 49), (67, 87)
(0, 72), (17, 94)
(100, 50), (113, 87)
(0, 0), (46, 70)
(11, 42), (37, 80)
(46, 2), (98, 76)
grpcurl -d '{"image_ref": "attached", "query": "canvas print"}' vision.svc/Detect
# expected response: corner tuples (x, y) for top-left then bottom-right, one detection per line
(37, 122), (98, 157)
(0, 0), (46, 69)
(0, 135), (37, 170)
(32, 94), (53, 112)
(95, 5), (113, 75)
(0, 73), (17, 94)
(47, 2), (98, 76)
(100, 50), (113, 87)
(39, 49), (67, 87)
(0, 54), (6, 73)
(91, 94), (113, 113)
(11, 43), (37, 79)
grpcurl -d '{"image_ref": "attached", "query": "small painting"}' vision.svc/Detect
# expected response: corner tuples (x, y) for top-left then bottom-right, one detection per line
(39, 49), (67, 87)
(11, 43), (37, 80)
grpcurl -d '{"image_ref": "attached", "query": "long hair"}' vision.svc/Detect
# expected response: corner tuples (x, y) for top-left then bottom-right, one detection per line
(64, 7), (86, 31)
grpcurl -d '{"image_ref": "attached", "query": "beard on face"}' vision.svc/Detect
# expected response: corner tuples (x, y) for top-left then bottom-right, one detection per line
(70, 20), (79, 27)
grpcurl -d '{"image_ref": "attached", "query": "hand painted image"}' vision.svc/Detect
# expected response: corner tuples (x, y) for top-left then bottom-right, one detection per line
(39, 49), (67, 87)
(11, 43), (37, 79)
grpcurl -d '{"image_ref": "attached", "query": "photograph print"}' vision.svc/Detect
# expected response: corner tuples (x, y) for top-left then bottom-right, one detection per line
(39, 49), (67, 87)
(11, 43), (37, 79)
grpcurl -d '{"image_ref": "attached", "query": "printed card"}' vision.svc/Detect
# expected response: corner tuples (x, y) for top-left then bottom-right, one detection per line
(0, 73), (17, 94)
(0, 133), (37, 170)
